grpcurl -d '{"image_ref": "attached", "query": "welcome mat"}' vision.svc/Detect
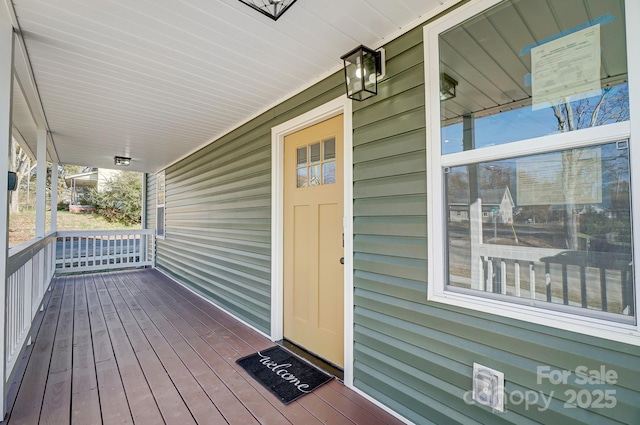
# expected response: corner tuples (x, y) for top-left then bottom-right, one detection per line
(236, 345), (333, 404)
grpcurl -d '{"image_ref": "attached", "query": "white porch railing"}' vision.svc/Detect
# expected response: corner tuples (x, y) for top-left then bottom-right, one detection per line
(5, 233), (57, 392)
(56, 229), (155, 273)
(4, 229), (155, 415)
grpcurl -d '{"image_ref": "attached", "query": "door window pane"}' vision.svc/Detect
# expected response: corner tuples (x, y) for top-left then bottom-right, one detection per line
(297, 168), (308, 188)
(294, 139), (337, 188)
(310, 143), (321, 163)
(323, 138), (336, 160)
(309, 165), (321, 186)
(323, 161), (335, 184)
(297, 147), (307, 166)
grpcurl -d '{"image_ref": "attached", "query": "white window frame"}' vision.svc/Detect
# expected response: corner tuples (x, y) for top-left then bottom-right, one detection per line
(424, 0), (640, 346)
(156, 171), (166, 240)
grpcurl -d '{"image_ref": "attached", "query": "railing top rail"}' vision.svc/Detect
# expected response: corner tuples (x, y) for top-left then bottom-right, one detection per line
(8, 231), (57, 256)
(477, 243), (565, 263)
(57, 229), (154, 237)
(7, 232), (57, 277)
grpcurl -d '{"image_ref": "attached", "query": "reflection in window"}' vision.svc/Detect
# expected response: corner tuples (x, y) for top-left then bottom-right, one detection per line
(323, 162), (335, 184)
(439, 0), (629, 154)
(297, 168), (307, 188)
(324, 138), (335, 160)
(297, 146), (307, 166)
(310, 142), (321, 163)
(445, 141), (633, 321)
(428, 0), (636, 340)
(157, 173), (166, 205)
(309, 165), (321, 186)
(296, 138), (336, 188)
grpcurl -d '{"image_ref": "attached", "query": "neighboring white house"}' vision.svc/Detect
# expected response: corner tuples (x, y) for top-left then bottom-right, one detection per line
(448, 187), (515, 224)
(498, 186), (515, 224)
(64, 168), (119, 205)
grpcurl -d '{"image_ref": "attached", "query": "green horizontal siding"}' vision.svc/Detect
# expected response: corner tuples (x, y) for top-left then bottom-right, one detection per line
(154, 72), (344, 334)
(351, 14), (640, 425)
(157, 130), (272, 331)
(143, 4), (640, 423)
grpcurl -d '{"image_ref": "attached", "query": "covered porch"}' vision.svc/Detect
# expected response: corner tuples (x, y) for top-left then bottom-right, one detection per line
(3, 0), (639, 424)
(4, 267), (403, 425)
(0, 1), (444, 422)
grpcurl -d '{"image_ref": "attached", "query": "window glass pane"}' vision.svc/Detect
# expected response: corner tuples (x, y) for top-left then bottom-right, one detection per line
(156, 206), (165, 237)
(157, 173), (165, 205)
(323, 161), (335, 184)
(323, 138), (336, 160)
(439, 0), (628, 154)
(297, 168), (307, 188)
(445, 141), (633, 321)
(297, 147), (307, 166)
(309, 165), (321, 186)
(310, 142), (321, 163)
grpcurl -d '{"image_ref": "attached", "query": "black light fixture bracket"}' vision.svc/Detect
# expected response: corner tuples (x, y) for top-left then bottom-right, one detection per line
(238, 0), (297, 21)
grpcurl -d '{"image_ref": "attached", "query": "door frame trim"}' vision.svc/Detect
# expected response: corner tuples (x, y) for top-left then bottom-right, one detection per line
(270, 95), (354, 386)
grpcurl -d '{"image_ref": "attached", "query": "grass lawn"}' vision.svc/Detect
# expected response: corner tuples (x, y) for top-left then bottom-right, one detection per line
(9, 210), (139, 247)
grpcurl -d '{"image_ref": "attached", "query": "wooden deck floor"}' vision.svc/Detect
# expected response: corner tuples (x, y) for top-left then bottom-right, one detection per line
(3, 269), (406, 425)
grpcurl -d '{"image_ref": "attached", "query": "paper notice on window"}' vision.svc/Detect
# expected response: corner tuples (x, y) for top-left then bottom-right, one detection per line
(516, 148), (602, 206)
(531, 25), (601, 110)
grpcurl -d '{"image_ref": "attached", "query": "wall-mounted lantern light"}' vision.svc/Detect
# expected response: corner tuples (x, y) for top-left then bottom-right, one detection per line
(440, 73), (458, 101)
(114, 156), (131, 166)
(7, 171), (17, 191)
(341, 45), (385, 102)
(238, 0), (297, 21)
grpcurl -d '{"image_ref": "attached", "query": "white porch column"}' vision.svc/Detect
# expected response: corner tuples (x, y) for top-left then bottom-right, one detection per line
(35, 129), (46, 237)
(0, 18), (15, 418)
(141, 173), (147, 229)
(50, 161), (58, 232)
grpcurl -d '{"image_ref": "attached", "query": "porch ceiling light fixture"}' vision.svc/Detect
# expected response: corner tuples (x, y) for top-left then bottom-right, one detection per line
(114, 156), (131, 166)
(341, 45), (385, 102)
(238, 0), (297, 21)
(440, 73), (458, 101)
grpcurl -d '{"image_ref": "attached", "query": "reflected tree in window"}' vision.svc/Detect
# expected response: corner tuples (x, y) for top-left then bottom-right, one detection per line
(551, 85), (629, 249)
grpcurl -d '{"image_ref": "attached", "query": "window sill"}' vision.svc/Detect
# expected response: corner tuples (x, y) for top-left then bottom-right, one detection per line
(428, 291), (640, 347)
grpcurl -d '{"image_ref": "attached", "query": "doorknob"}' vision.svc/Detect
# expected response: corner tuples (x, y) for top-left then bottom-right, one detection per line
(340, 257), (344, 265)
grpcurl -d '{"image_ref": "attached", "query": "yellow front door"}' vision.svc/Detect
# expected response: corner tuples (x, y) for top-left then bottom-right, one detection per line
(283, 114), (344, 368)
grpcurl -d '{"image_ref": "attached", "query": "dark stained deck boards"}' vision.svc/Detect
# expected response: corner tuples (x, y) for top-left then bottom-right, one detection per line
(124, 273), (310, 425)
(90, 277), (163, 425)
(3, 268), (406, 425)
(87, 274), (135, 425)
(71, 276), (101, 425)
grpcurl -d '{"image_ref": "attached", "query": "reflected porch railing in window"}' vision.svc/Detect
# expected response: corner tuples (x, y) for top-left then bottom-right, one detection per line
(472, 246), (634, 317)
(458, 200), (634, 319)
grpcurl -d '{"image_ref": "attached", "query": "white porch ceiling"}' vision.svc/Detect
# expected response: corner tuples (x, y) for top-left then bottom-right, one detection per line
(4, 0), (451, 173)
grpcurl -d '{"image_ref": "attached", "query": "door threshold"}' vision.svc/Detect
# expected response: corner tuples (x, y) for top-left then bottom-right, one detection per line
(278, 339), (344, 381)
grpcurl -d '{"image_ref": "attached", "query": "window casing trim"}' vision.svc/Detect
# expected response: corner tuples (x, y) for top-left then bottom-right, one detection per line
(424, 0), (640, 346)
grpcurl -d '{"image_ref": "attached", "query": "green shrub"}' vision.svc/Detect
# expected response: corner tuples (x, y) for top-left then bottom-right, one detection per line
(87, 171), (142, 225)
